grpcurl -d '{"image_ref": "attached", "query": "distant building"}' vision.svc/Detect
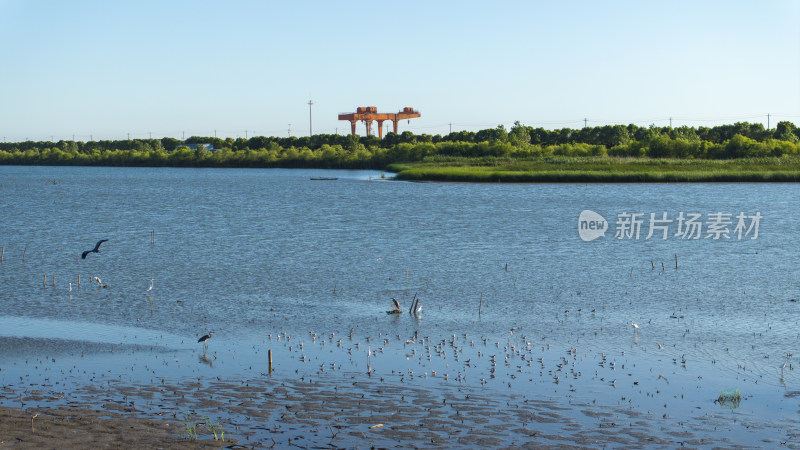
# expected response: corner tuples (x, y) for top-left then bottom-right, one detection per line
(174, 143), (215, 152)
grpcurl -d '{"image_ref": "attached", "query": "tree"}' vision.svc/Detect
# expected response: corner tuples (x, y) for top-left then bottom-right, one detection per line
(345, 134), (363, 151)
(508, 121), (531, 147)
(475, 125), (508, 143)
(775, 121), (799, 143)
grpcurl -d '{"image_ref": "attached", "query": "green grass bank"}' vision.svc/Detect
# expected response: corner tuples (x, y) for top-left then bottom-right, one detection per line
(387, 157), (800, 183)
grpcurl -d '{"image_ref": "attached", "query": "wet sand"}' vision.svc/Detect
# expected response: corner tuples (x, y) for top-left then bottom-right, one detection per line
(0, 405), (224, 449)
(3, 373), (795, 448)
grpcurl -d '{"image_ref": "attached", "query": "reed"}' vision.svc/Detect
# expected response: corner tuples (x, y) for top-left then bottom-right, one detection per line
(390, 156), (800, 183)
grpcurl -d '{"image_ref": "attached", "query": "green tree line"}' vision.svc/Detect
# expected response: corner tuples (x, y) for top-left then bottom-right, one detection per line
(1, 121), (798, 169)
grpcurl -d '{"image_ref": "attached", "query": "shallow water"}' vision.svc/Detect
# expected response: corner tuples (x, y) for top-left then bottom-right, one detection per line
(1, 165), (799, 446)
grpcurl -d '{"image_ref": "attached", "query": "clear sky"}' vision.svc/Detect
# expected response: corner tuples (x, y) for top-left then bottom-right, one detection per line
(1, 0), (798, 141)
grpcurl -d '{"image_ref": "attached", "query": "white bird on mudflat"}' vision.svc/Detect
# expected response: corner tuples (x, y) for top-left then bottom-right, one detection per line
(631, 321), (639, 331)
(146, 278), (154, 293)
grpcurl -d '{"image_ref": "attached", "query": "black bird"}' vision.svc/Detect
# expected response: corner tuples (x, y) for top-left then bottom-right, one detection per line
(387, 297), (402, 314)
(81, 239), (109, 259)
(198, 331), (214, 346)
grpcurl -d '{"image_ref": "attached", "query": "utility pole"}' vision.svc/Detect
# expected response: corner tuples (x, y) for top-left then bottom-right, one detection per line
(767, 113), (770, 130)
(149, 132), (152, 139)
(127, 133), (130, 140)
(214, 129), (217, 138)
(449, 123), (452, 134)
(308, 99), (314, 137)
(245, 130), (248, 139)
(669, 117), (672, 128)
(288, 124), (292, 137)
(584, 118), (588, 128)
(182, 131), (185, 140)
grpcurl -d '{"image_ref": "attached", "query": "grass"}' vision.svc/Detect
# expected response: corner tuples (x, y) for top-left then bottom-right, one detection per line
(387, 156), (800, 183)
(180, 413), (224, 441)
(715, 389), (742, 409)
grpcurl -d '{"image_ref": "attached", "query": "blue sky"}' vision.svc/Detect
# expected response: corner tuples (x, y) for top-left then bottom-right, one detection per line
(1, 0), (798, 141)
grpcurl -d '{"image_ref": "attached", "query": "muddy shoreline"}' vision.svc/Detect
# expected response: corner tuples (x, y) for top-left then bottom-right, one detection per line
(0, 405), (224, 449)
(3, 373), (794, 448)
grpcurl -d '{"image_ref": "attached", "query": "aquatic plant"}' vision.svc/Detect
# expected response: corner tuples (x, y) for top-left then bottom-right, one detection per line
(180, 414), (198, 440)
(715, 389), (742, 409)
(180, 414), (224, 441)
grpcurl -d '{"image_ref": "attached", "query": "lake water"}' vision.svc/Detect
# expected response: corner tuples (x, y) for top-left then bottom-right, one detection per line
(1, 165), (799, 446)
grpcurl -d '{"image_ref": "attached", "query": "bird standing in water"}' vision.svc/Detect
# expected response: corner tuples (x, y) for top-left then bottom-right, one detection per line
(198, 331), (214, 352)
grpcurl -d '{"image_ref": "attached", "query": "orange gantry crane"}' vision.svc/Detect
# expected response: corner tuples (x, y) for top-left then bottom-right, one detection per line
(338, 106), (420, 138)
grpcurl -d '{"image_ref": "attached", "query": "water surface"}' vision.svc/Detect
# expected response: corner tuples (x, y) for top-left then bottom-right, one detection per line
(1, 166), (799, 446)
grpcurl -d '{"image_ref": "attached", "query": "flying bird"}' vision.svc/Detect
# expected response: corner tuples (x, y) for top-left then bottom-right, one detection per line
(81, 239), (109, 259)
